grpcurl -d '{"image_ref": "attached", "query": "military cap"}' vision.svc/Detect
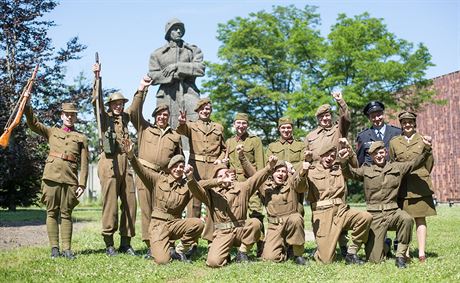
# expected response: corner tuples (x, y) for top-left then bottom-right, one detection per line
(278, 116), (293, 127)
(105, 92), (129, 105)
(318, 143), (337, 156)
(194, 98), (211, 112)
(398, 111), (417, 121)
(61, 102), (78, 113)
(274, 160), (287, 170)
(167, 155), (185, 169)
(315, 104), (331, 117)
(152, 103), (170, 117)
(368, 141), (385, 154)
(165, 18), (185, 40)
(211, 163), (229, 178)
(363, 101), (385, 116)
(234, 112), (249, 122)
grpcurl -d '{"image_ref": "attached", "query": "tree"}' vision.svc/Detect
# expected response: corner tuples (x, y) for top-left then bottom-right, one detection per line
(202, 5), (325, 143)
(0, 0), (91, 210)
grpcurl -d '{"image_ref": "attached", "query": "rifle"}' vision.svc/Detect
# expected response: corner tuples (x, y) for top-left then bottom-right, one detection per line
(92, 52), (104, 152)
(0, 65), (39, 148)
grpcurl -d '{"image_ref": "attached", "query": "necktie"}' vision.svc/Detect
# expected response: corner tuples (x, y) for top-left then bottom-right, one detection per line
(377, 130), (383, 140)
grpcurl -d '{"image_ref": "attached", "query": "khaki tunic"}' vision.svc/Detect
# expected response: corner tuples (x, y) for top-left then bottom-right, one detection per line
(259, 171), (308, 262)
(25, 105), (88, 250)
(306, 163), (372, 263)
(342, 146), (431, 262)
(188, 166), (272, 267)
(177, 119), (226, 218)
(130, 156), (203, 264)
(129, 90), (182, 241)
(97, 109), (136, 238)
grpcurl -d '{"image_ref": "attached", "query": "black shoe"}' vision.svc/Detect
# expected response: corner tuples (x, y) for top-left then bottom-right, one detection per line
(51, 247), (60, 259)
(384, 238), (394, 258)
(256, 241), (264, 258)
(395, 257), (407, 268)
(106, 246), (117, 257)
(286, 245), (294, 260)
(144, 248), (152, 260)
(170, 248), (190, 263)
(63, 250), (76, 260)
(294, 256), (307, 265)
(340, 246), (348, 258)
(345, 253), (365, 265)
(235, 251), (249, 263)
(119, 245), (136, 256)
(184, 245), (197, 258)
(393, 240), (399, 252)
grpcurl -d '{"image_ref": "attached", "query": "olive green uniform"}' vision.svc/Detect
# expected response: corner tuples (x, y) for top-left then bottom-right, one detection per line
(389, 133), (436, 217)
(258, 170), (308, 262)
(129, 90), (182, 242)
(129, 156), (204, 264)
(342, 145), (432, 263)
(188, 165), (272, 267)
(25, 105), (88, 251)
(176, 119), (226, 218)
(97, 107), (136, 247)
(306, 162), (372, 263)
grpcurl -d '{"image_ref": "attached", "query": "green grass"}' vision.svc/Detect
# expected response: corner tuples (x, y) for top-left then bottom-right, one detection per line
(1, 205), (459, 282)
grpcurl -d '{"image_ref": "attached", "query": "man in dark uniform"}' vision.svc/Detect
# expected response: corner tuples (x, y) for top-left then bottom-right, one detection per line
(356, 101), (402, 166)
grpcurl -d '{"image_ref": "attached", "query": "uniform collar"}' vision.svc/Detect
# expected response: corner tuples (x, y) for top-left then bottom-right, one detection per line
(62, 126), (74, 132)
(279, 137), (293, 144)
(235, 132), (248, 142)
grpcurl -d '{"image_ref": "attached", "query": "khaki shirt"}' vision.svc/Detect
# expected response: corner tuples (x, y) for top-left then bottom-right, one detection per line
(25, 105), (89, 187)
(389, 133), (434, 198)
(226, 133), (265, 181)
(305, 163), (346, 203)
(342, 145), (431, 206)
(129, 90), (182, 171)
(259, 171), (307, 217)
(188, 166), (272, 224)
(130, 156), (191, 219)
(305, 100), (350, 160)
(266, 138), (305, 169)
(176, 119), (226, 161)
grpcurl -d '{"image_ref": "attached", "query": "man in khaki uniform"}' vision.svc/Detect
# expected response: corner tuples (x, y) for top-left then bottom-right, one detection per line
(258, 160), (309, 265)
(177, 98), (226, 218)
(25, 102), (88, 260)
(187, 155), (278, 267)
(129, 76), (182, 257)
(125, 143), (204, 264)
(341, 139), (433, 268)
(305, 142), (372, 264)
(223, 112), (265, 255)
(92, 64), (136, 256)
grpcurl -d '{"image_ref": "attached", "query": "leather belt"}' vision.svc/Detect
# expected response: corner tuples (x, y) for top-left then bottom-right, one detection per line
(366, 202), (399, 212)
(49, 151), (77, 162)
(151, 210), (177, 221)
(311, 198), (343, 210)
(138, 158), (162, 172)
(267, 215), (290, 225)
(189, 153), (217, 163)
(214, 220), (245, 230)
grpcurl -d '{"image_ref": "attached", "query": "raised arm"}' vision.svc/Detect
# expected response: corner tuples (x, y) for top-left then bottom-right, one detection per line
(24, 104), (51, 139)
(398, 136), (433, 176)
(185, 166), (211, 206)
(127, 76), (152, 132)
(245, 155), (277, 197)
(338, 146), (365, 181)
(332, 91), (351, 138)
(176, 111), (191, 137)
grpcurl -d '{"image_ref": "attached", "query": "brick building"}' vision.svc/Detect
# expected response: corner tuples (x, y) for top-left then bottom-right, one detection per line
(416, 70), (460, 202)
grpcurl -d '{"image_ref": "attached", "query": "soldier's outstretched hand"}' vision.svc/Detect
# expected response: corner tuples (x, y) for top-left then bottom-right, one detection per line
(138, 75), (152, 92)
(178, 110), (187, 124)
(122, 138), (134, 159)
(422, 135), (433, 147)
(184, 164), (194, 179)
(268, 155), (278, 169)
(338, 148), (350, 161)
(332, 90), (343, 102)
(92, 63), (101, 74)
(338, 138), (350, 149)
(304, 150), (313, 162)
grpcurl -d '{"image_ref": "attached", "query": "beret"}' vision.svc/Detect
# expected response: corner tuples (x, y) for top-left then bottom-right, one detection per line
(368, 141), (385, 154)
(194, 98), (211, 112)
(168, 155), (185, 169)
(315, 104), (331, 117)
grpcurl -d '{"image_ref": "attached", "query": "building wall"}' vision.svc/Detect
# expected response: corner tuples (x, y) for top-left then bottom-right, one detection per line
(416, 71), (460, 202)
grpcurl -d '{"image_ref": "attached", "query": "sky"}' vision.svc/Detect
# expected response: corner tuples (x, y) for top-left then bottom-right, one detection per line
(44, 0), (460, 118)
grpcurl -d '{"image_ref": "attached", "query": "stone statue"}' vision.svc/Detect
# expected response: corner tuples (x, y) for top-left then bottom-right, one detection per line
(148, 18), (205, 129)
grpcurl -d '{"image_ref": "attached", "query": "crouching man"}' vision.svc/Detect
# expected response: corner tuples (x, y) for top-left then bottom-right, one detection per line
(124, 140), (203, 264)
(341, 137), (433, 268)
(306, 142), (372, 264)
(186, 155), (278, 267)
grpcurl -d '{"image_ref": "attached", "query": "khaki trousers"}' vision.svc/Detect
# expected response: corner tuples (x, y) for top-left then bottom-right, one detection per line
(149, 218), (204, 264)
(262, 213), (305, 262)
(187, 159), (214, 218)
(365, 208), (414, 263)
(312, 204), (372, 264)
(207, 218), (261, 267)
(137, 175), (153, 242)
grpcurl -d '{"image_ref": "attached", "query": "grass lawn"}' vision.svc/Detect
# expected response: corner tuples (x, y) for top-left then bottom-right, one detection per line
(0, 204), (459, 282)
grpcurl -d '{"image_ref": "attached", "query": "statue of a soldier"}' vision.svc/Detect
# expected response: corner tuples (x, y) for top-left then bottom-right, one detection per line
(148, 18), (205, 129)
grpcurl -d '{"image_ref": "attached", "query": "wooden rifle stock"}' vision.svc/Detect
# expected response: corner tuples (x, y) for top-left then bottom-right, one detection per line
(92, 52), (104, 152)
(0, 65), (39, 148)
